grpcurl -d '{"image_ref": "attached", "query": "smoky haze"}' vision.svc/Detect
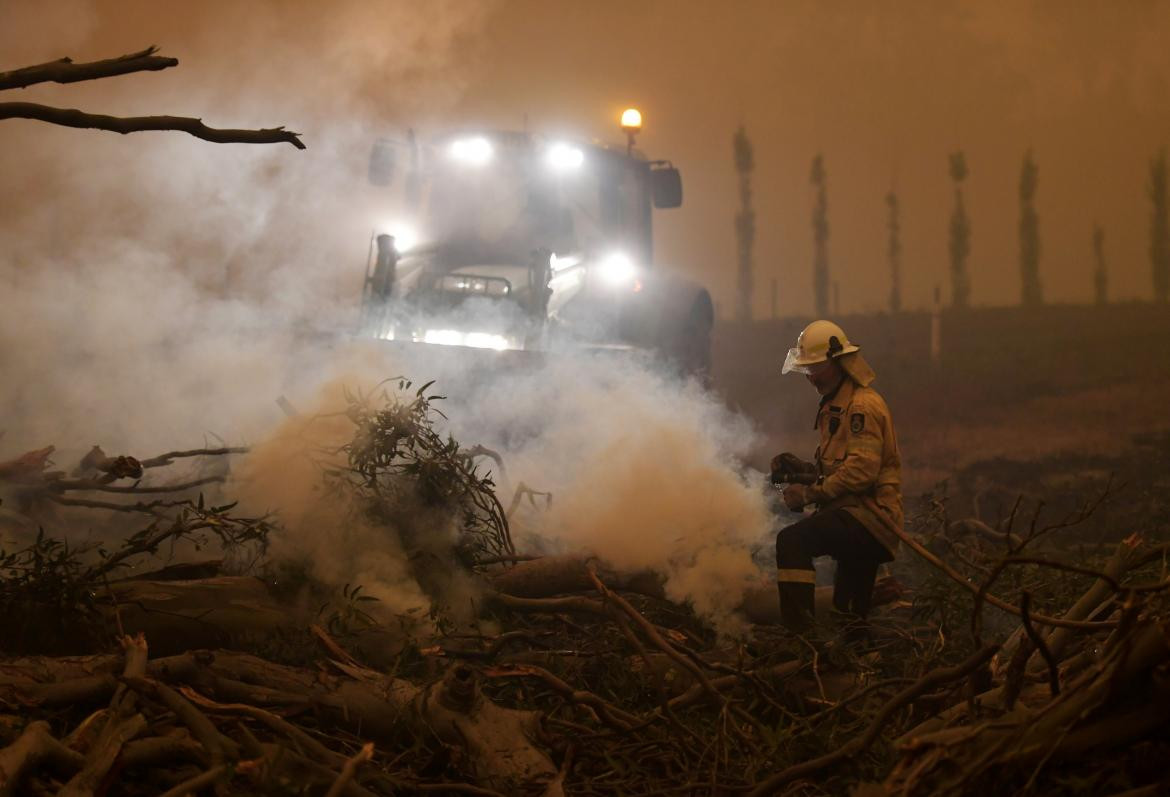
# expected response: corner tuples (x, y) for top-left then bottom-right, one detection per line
(0, 0), (777, 630)
(1, 1), (1165, 625)
(3, 2), (1168, 326)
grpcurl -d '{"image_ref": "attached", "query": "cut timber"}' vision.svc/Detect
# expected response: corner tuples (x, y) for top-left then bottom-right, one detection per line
(887, 621), (1170, 795)
(0, 649), (557, 793)
(413, 663), (558, 791)
(487, 554), (664, 598)
(0, 721), (84, 797)
(103, 577), (295, 652)
(98, 576), (413, 666)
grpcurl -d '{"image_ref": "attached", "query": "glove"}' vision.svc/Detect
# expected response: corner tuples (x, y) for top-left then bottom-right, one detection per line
(770, 452), (816, 485)
(782, 484), (808, 511)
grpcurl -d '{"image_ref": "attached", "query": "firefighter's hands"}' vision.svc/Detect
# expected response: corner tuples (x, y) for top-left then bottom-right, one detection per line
(782, 484), (808, 511)
(770, 452), (816, 486)
(771, 451), (815, 475)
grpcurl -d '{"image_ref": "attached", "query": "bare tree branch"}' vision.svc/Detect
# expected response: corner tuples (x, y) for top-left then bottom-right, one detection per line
(139, 447), (249, 469)
(0, 102), (305, 149)
(0, 47), (177, 92)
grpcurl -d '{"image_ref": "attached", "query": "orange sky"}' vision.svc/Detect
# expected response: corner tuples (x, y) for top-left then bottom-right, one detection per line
(3, 0), (1169, 317)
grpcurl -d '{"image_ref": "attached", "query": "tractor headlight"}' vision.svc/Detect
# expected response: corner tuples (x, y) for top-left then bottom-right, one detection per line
(420, 329), (513, 351)
(546, 142), (584, 171)
(448, 136), (493, 166)
(383, 222), (417, 253)
(597, 252), (636, 286)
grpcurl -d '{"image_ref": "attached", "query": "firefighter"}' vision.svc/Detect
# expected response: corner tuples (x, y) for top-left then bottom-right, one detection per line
(772, 320), (902, 631)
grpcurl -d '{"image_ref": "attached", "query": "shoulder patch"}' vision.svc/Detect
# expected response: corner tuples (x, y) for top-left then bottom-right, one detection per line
(850, 413), (866, 434)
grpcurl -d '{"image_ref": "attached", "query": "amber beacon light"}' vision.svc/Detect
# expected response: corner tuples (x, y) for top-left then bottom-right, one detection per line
(620, 107), (642, 155)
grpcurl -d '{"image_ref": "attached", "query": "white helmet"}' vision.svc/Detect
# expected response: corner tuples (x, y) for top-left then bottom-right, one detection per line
(781, 320), (860, 374)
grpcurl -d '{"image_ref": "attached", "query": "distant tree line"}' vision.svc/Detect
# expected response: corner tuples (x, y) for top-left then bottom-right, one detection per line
(731, 136), (1170, 317)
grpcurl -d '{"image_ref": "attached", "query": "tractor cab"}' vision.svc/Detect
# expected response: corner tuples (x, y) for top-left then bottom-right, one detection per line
(361, 112), (710, 375)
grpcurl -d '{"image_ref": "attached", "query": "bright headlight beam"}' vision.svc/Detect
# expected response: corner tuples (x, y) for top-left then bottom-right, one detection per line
(421, 329), (512, 351)
(423, 329), (463, 347)
(546, 142), (584, 171)
(384, 223), (417, 253)
(448, 136), (493, 165)
(598, 252), (636, 286)
(464, 332), (510, 351)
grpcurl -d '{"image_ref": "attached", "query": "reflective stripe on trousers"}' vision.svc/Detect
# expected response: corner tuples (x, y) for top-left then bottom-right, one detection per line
(776, 568), (816, 584)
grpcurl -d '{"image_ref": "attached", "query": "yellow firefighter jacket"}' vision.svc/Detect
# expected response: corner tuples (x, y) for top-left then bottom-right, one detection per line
(805, 375), (903, 555)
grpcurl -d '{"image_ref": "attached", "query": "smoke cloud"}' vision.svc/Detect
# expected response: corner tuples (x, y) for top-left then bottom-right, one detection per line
(231, 347), (773, 633)
(1, 1), (775, 632)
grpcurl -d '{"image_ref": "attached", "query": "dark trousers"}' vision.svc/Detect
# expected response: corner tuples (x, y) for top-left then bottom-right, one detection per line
(775, 509), (893, 630)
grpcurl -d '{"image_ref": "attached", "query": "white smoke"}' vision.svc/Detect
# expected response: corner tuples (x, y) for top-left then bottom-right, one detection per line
(0, 1), (775, 633)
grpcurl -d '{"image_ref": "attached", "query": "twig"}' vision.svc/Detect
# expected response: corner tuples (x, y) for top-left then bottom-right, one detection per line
(482, 663), (640, 731)
(796, 635), (829, 706)
(506, 482), (553, 519)
(51, 475), (225, 494)
(1001, 637), (1035, 712)
(412, 784), (507, 796)
(668, 661), (802, 711)
(1020, 591), (1060, 697)
(311, 623), (361, 668)
(476, 553), (542, 565)
(489, 591), (611, 618)
(139, 447), (250, 468)
(586, 565), (725, 710)
(179, 687), (348, 769)
(0, 102), (306, 148)
(156, 764), (231, 797)
(123, 677), (231, 768)
(807, 677), (917, 726)
(49, 494), (173, 514)
(325, 742), (374, 797)
(84, 519), (217, 581)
